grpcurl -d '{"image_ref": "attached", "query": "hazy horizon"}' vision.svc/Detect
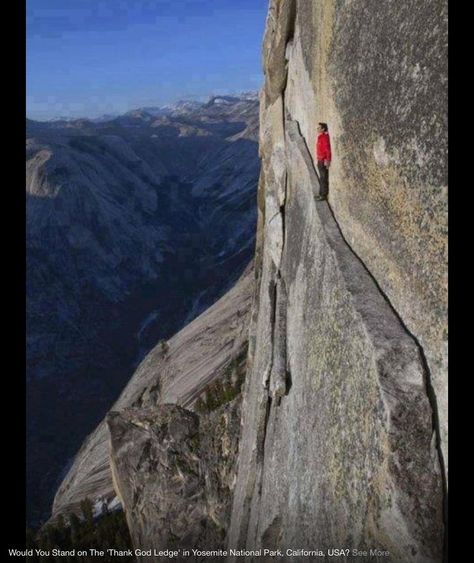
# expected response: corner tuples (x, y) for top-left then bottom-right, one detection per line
(27, 0), (267, 121)
(26, 89), (260, 122)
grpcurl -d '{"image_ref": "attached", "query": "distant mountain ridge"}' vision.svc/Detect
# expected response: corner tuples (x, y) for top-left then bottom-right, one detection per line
(29, 91), (260, 124)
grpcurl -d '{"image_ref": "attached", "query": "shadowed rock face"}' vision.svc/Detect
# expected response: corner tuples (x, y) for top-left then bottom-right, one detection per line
(27, 96), (259, 525)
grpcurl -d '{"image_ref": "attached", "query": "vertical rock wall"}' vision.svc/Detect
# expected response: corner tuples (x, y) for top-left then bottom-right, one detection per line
(287, 0), (448, 471)
(229, 1), (447, 561)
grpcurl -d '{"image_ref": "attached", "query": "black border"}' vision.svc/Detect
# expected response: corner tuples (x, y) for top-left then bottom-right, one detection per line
(4, 0), (27, 554)
(10, 0), (455, 559)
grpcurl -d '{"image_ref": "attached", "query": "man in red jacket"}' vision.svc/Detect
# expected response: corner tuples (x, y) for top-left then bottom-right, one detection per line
(315, 122), (331, 200)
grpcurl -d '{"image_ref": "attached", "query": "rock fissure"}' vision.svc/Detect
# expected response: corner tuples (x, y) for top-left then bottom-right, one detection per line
(267, 211), (281, 225)
(269, 276), (288, 400)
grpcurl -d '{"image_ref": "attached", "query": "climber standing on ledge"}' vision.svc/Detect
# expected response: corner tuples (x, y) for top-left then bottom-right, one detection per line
(315, 122), (331, 200)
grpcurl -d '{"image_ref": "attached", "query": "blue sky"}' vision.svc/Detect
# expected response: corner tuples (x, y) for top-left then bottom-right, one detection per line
(27, 0), (268, 120)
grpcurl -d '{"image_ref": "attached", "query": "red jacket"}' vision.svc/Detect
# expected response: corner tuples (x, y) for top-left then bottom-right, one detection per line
(316, 132), (332, 162)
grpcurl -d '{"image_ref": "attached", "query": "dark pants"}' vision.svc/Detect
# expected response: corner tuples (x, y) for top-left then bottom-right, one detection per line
(317, 161), (329, 198)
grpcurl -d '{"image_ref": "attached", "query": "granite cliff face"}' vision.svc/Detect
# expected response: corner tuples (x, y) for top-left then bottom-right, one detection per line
(228, 1), (447, 561)
(48, 2), (447, 561)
